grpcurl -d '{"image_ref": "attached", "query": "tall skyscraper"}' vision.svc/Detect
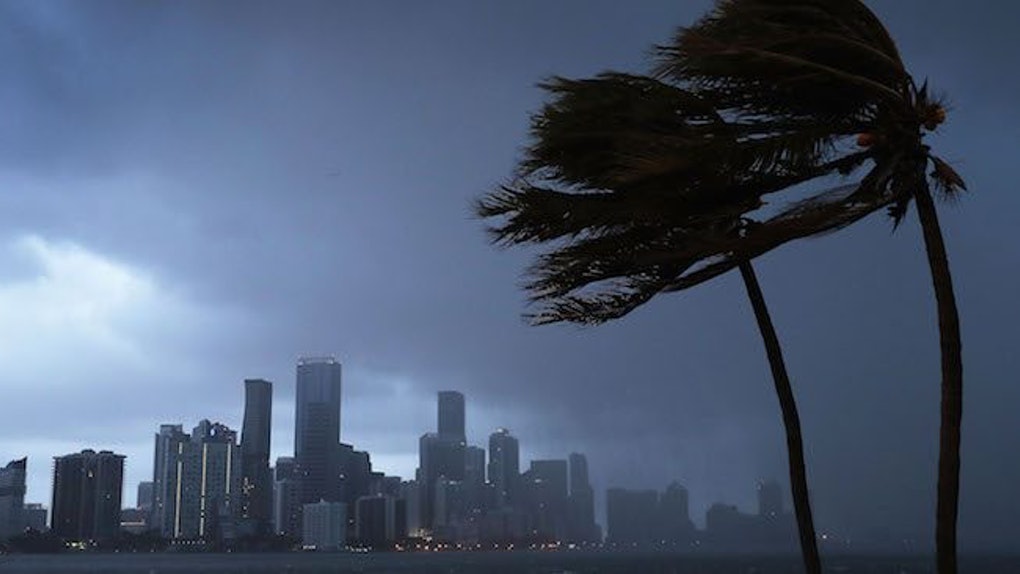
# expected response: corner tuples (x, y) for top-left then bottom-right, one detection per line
(51, 450), (125, 542)
(136, 481), (154, 511)
(152, 424), (188, 535)
(273, 456), (301, 537)
(0, 458), (27, 541)
(464, 446), (486, 514)
(487, 429), (519, 509)
(295, 357), (343, 504)
(524, 460), (569, 540)
(567, 453), (596, 542)
(437, 391), (465, 440)
(418, 391), (468, 531)
(659, 481), (695, 544)
(171, 421), (242, 540)
(241, 378), (273, 533)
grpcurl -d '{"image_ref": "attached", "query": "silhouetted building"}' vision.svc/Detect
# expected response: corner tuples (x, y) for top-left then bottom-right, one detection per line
(51, 450), (125, 542)
(401, 480), (423, 537)
(355, 495), (397, 547)
(302, 500), (346, 551)
(487, 429), (519, 509)
(158, 420), (241, 540)
(437, 391), (465, 440)
(0, 458), (27, 540)
(240, 378), (273, 534)
(337, 443), (373, 513)
(523, 460), (568, 541)
(295, 357), (343, 505)
(567, 453), (597, 543)
(274, 480), (302, 537)
(152, 424), (189, 535)
(23, 503), (47, 532)
(658, 481), (695, 546)
(606, 488), (658, 545)
(464, 445), (486, 514)
(136, 481), (153, 511)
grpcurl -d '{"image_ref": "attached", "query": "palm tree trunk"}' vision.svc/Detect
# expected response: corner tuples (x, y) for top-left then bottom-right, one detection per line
(914, 183), (963, 574)
(738, 261), (821, 574)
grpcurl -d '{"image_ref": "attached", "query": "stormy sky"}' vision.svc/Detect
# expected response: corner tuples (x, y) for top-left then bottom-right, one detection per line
(1, 0), (1018, 551)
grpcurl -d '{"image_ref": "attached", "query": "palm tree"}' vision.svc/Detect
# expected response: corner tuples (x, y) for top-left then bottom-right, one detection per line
(478, 2), (967, 572)
(477, 73), (879, 574)
(655, 2), (966, 572)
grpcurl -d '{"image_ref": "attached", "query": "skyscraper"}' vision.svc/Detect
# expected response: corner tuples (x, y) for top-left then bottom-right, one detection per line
(659, 481), (694, 544)
(51, 450), (125, 542)
(567, 453), (596, 543)
(273, 457), (301, 537)
(295, 357), (343, 504)
(137, 481), (154, 511)
(487, 429), (519, 509)
(523, 460), (569, 540)
(0, 458), (27, 541)
(464, 446), (486, 514)
(152, 424), (188, 535)
(241, 378), (273, 533)
(169, 421), (242, 540)
(437, 391), (465, 440)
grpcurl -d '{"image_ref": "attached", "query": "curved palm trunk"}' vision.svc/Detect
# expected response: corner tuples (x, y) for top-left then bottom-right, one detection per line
(738, 261), (821, 574)
(914, 184), (963, 574)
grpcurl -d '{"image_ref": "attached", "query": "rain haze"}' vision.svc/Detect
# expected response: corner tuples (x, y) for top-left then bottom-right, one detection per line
(0, 0), (1018, 553)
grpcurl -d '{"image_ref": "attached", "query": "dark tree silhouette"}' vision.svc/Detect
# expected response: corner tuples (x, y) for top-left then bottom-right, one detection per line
(476, 2), (966, 573)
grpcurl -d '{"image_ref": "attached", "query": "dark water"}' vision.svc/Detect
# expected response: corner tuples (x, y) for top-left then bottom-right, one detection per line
(0, 552), (1015, 574)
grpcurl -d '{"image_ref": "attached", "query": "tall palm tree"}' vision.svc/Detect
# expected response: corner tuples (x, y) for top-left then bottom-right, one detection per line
(478, 2), (966, 572)
(477, 73), (883, 574)
(655, 2), (966, 572)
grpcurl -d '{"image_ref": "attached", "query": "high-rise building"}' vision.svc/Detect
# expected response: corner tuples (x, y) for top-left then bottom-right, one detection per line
(173, 421), (241, 540)
(0, 458), (27, 541)
(355, 495), (398, 548)
(437, 391), (465, 440)
(567, 453), (596, 543)
(136, 481), (154, 511)
(418, 431), (466, 530)
(295, 357), (343, 504)
(658, 481), (694, 545)
(22, 503), (47, 532)
(152, 424), (189, 535)
(51, 450), (125, 542)
(487, 429), (519, 510)
(273, 456), (301, 537)
(302, 500), (346, 551)
(523, 460), (569, 540)
(464, 445), (486, 514)
(757, 480), (783, 519)
(241, 378), (273, 534)
(151, 421), (241, 540)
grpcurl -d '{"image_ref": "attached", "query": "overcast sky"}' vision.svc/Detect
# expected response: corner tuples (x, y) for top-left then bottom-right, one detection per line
(1, 0), (1018, 551)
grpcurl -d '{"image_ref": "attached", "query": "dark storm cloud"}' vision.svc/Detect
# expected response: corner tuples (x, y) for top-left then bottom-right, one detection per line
(0, 0), (1018, 550)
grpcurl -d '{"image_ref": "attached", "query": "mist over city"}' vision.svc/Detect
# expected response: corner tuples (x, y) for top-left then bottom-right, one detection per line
(0, 1), (1018, 572)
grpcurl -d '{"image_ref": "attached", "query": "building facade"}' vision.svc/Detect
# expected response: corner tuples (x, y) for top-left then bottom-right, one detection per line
(302, 500), (346, 551)
(487, 429), (519, 509)
(295, 357), (343, 505)
(240, 378), (273, 534)
(51, 450), (125, 542)
(0, 458), (27, 540)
